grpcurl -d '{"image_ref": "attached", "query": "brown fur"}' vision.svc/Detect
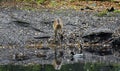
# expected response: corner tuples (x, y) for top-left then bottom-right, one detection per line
(53, 18), (63, 40)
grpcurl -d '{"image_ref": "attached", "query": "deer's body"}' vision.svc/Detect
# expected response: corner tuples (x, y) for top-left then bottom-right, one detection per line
(53, 18), (63, 41)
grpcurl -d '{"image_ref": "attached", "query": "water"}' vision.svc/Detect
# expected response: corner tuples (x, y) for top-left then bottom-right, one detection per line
(0, 62), (119, 71)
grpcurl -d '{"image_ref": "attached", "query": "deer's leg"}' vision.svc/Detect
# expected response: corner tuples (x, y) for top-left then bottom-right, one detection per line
(54, 30), (57, 42)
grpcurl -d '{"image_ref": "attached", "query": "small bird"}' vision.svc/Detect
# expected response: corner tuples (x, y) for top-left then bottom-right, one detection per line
(53, 18), (63, 42)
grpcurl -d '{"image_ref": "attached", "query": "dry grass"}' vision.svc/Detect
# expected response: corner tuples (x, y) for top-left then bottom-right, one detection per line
(0, 1), (120, 11)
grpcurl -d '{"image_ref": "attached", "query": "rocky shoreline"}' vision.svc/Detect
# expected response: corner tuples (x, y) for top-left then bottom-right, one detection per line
(0, 7), (120, 65)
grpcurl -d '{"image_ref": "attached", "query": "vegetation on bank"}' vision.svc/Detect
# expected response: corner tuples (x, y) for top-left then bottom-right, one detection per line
(0, 0), (120, 11)
(15, 0), (119, 5)
(96, 9), (120, 17)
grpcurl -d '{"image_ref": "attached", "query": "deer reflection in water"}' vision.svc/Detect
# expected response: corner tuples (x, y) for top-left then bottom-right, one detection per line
(52, 46), (63, 70)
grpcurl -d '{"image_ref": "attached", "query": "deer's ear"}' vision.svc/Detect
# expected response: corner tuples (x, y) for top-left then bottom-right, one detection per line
(54, 19), (57, 24)
(59, 18), (63, 28)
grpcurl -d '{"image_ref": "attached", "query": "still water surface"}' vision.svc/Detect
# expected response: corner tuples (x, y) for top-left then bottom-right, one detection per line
(0, 62), (120, 71)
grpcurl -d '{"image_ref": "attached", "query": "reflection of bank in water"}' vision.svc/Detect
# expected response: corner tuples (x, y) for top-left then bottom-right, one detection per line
(51, 45), (84, 70)
(52, 52), (84, 70)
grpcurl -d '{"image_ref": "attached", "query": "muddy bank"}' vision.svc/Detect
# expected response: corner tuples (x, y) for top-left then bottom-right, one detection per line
(0, 7), (120, 65)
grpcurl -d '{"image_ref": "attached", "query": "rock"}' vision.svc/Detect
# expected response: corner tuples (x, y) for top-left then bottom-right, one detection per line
(82, 28), (113, 43)
(82, 27), (114, 56)
(36, 53), (47, 58)
(34, 36), (51, 39)
(85, 6), (94, 10)
(84, 43), (113, 56)
(12, 53), (29, 61)
(81, 8), (84, 11)
(107, 7), (115, 12)
(12, 20), (30, 27)
(111, 37), (120, 51)
(97, 47), (113, 56)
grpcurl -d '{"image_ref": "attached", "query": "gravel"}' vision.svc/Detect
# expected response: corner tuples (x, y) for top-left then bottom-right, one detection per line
(0, 7), (120, 65)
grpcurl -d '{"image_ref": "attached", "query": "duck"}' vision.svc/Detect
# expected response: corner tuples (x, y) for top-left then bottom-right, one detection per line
(70, 52), (84, 61)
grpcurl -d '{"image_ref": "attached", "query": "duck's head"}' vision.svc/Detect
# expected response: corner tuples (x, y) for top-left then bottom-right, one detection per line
(70, 51), (75, 55)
